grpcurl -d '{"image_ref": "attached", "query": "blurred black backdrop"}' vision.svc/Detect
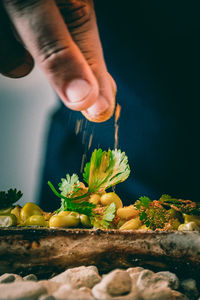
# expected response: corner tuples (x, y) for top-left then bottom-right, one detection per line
(39, 1), (200, 211)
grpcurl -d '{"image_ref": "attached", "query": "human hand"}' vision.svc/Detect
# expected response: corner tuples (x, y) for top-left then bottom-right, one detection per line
(0, 0), (116, 122)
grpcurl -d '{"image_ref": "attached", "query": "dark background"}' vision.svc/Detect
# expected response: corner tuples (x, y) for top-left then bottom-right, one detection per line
(39, 1), (200, 211)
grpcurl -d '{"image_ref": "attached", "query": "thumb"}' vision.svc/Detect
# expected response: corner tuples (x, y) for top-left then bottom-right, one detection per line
(3, 0), (99, 111)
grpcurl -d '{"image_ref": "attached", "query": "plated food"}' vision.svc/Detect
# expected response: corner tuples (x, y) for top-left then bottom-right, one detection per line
(1, 149), (200, 231)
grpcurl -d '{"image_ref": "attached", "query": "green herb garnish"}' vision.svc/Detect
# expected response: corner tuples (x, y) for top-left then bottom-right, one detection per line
(48, 148), (130, 217)
(83, 149), (130, 192)
(0, 189), (23, 209)
(91, 202), (116, 229)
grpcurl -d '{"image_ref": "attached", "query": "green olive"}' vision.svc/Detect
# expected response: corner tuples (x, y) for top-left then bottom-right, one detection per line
(0, 207), (13, 215)
(183, 214), (200, 226)
(49, 214), (80, 228)
(0, 214), (17, 227)
(80, 214), (92, 228)
(25, 215), (46, 226)
(100, 192), (123, 209)
(178, 221), (199, 231)
(20, 203), (42, 221)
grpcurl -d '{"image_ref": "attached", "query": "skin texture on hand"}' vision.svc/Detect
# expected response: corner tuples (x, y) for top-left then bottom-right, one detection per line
(0, 0), (116, 122)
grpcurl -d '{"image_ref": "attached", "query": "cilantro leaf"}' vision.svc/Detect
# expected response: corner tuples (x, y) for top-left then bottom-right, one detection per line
(58, 174), (80, 197)
(83, 149), (130, 192)
(48, 181), (95, 217)
(103, 202), (116, 222)
(135, 196), (151, 210)
(0, 189), (23, 209)
(90, 203), (116, 229)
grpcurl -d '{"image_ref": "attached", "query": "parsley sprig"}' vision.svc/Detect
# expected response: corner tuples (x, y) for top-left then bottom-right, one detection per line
(0, 189), (23, 209)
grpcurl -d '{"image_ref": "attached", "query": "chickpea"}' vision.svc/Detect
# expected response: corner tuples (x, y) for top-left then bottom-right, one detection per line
(178, 221), (199, 231)
(0, 214), (17, 227)
(89, 194), (101, 205)
(49, 214), (80, 228)
(119, 217), (141, 230)
(20, 203), (43, 221)
(25, 215), (46, 226)
(80, 214), (92, 228)
(100, 192), (123, 209)
(117, 205), (139, 220)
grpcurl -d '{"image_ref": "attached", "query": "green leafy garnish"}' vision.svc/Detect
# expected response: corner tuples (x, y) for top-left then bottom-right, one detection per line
(103, 202), (116, 222)
(48, 148), (130, 219)
(135, 196), (170, 229)
(91, 202), (116, 229)
(0, 189), (23, 209)
(83, 149), (130, 192)
(58, 174), (80, 197)
(58, 198), (95, 216)
(135, 196), (151, 210)
(48, 180), (94, 216)
(159, 195), (200, 216)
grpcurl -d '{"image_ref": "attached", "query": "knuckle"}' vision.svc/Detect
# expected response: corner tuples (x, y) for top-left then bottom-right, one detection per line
(3, 0), (41, 13)
(40, 46), (70, 74)
(57, 0), (92, 32)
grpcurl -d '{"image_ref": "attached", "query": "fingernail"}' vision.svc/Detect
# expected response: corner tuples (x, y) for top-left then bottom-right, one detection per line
(86, 95), (110, 116)
(66, 79), (91, 102)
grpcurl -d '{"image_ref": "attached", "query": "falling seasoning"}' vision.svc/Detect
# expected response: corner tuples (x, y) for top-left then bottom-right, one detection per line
(114, 103), (121, 149)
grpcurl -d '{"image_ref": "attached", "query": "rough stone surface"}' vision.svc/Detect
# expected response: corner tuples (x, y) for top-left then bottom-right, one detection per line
(0, 266), (196, 300)
(156, 271), (179, 290)
(53, 285), (94, 300)
(51, 266), (101, 289)
(92, 269), (140, 300)
(0, 273), (22, 283)
(0, 281), (46, 300)
(141, 287), (175, 300)
(23, 273), (38, 281)
(180, 278), (199, 300)
(105, 269), (132, 296)
(127, 267), (146, 285)
(171, 290), (189, 300)
(137, 269), (169, 290)
(1, 228), (200, 277)
(127, 267), (144, 276)
(38, 280), (62, 295)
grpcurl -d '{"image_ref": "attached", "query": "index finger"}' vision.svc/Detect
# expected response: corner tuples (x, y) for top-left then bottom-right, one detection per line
(3, 0), (99, 111)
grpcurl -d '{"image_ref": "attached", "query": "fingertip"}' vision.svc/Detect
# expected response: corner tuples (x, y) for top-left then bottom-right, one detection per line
(81, 94), (115, 123)
(81, 72), (116, 123)
(0, 50), (34, 79)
